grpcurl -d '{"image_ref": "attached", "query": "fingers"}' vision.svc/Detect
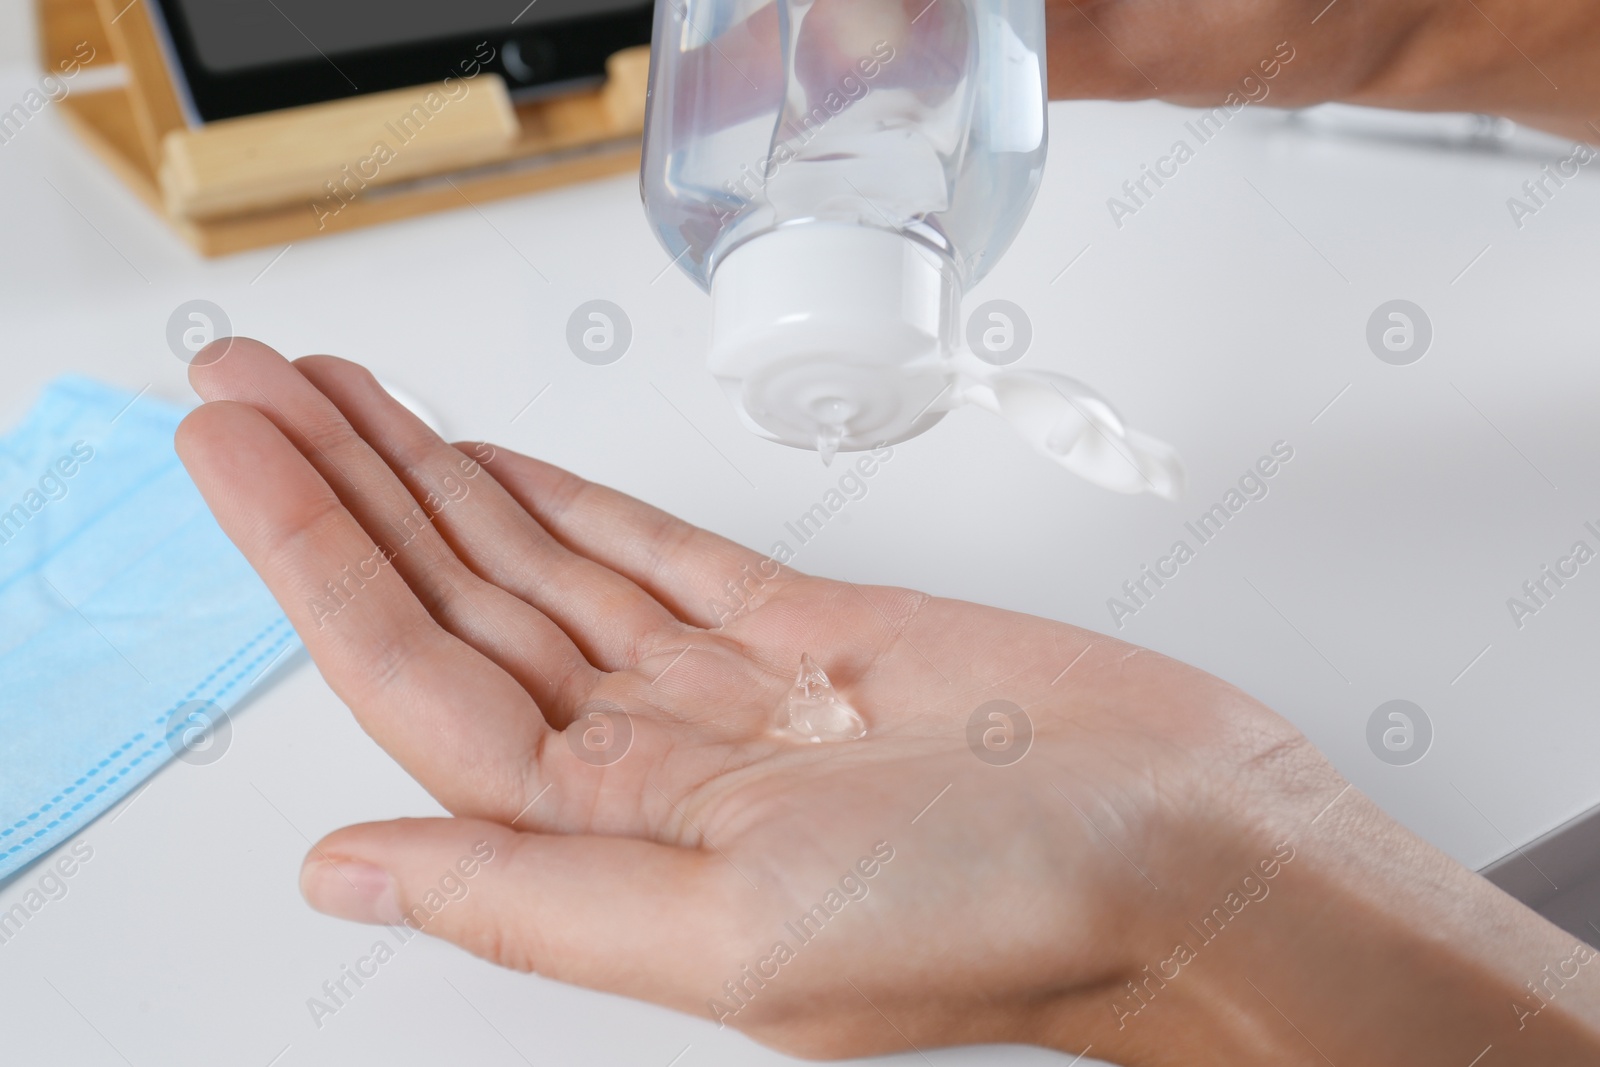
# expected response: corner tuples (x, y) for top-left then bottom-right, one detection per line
(175, 400), (545, 821)
(188, 339), (599, 704)
(292, 355), (684, 671)
(467, 446), (794, 629)
(300, 818), (736, 1010)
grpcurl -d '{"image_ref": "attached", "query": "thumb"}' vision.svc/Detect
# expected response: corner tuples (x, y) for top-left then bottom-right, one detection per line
(299, 817), (741, 1010)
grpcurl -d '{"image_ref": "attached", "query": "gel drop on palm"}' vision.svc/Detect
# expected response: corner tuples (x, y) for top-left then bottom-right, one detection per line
(641, 0), (1182, 497)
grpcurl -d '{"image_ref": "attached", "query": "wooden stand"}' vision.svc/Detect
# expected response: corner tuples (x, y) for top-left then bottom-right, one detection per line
(36, 0), (650, 256)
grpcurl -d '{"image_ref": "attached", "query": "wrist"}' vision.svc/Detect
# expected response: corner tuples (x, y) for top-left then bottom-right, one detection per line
(1016, 728), (1345, 1063)
(1026, 732), (1600, 1066)
(1118, 781), (1600, 1066)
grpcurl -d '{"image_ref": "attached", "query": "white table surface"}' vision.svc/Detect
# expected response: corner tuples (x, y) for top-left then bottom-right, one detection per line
(2, 14), (1599, 1065)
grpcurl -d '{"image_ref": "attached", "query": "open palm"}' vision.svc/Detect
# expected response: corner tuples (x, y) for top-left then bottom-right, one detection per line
(178, 341), (1328, 1059)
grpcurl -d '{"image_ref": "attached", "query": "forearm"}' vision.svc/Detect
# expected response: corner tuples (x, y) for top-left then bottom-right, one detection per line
(1044, 0), (1600, 145)
(1039, 779), (1600, 1066)
(1350, 0), (1600, 143)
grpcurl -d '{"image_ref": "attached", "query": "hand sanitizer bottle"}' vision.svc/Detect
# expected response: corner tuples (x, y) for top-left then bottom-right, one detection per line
(641, 0), (1182, 497)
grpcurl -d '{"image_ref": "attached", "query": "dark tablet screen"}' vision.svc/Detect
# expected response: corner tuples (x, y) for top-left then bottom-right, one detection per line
(171, 0), (646, 74)
(151, 0), (654, 122)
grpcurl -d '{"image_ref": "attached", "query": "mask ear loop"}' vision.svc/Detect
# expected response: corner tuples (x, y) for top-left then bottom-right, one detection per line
(952, 361), (1186, 500)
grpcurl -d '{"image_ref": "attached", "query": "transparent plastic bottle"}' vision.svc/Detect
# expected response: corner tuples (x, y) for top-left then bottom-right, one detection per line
(641, 0), (1182, 496)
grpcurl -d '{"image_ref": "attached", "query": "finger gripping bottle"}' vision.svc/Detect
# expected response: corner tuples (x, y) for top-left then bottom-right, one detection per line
(641, 0), (1182, 497)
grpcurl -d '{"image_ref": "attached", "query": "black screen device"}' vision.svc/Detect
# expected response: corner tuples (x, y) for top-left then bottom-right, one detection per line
(147, 0), (654, 123)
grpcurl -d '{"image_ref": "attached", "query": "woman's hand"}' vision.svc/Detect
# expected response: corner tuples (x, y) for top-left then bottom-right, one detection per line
(176, 342), (1600, 1065)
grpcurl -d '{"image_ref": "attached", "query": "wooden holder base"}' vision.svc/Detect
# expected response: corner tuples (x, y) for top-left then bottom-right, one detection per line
(37, 0), (649, 257)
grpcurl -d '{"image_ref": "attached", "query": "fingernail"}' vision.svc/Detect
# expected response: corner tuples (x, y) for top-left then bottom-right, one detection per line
(301, 858), (403, 924)
(190, 336), (237, 368)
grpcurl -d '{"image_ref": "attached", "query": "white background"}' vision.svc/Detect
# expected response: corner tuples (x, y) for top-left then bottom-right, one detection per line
(2, 2), (1599, 1064)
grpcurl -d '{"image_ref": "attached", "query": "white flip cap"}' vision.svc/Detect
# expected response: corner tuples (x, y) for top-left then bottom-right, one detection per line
(707, 223), (1185, 498)
(708, 224), (959, 462)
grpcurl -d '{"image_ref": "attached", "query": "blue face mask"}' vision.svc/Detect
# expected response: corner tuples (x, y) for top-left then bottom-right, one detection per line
(0, 377), (300, 884)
